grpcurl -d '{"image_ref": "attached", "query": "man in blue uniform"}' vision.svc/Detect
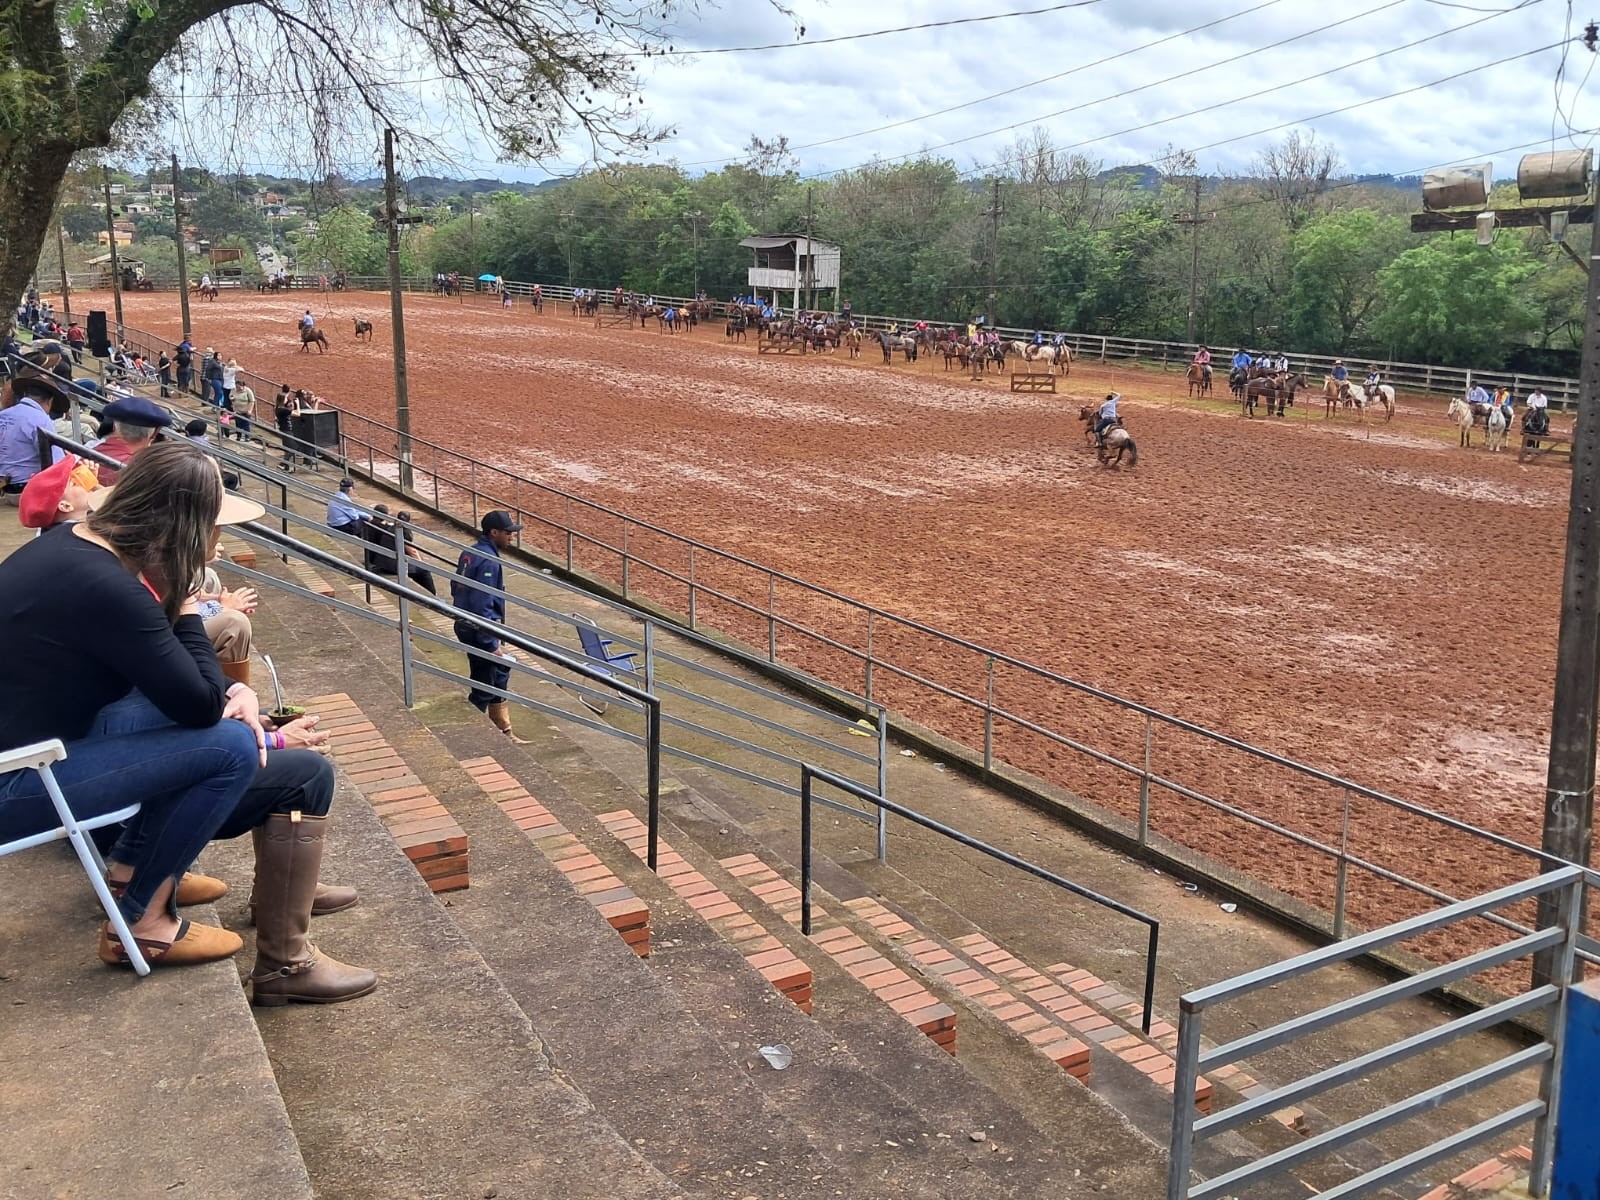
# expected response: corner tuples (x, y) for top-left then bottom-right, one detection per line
(452, 510), (527, 743)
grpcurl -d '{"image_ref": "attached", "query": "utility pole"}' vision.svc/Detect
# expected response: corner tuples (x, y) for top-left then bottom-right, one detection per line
(55, 218), (71, 322)
(103, 167), (124, 335)
(1174, 174), (1213, 345)
(561, 209), (576, 291)
(803, 187), (815, 313)
(172, 153), (192, 339)
(384, 128), (414, 492)
(985, 177), (1002, 328)
(687, 209), (704, 297)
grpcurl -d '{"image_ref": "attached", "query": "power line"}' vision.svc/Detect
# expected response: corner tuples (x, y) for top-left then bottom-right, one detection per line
(626, 0), (1106, 56)
(807, 0), (1550, 181)
(675, 0), (1289, 167)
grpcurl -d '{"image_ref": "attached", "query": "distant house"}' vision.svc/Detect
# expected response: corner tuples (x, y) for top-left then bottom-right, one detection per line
(151, 182), (174, 198)
(107, 182), (125, 196)
(96, 221), (136, 247)
(123, 203), (154, 216)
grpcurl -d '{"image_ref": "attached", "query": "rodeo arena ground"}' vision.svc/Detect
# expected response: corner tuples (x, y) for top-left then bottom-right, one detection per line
(58, 282), (1587, 946)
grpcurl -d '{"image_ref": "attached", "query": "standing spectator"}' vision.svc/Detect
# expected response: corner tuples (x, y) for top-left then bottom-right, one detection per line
(0, 353), (69, 503)
(202, 349), (224, 408)
(451, 510), (527, 743)
(65, 321), (86, 363)
(221, 357), (239, 409)
(273, 384), (295, 469)
(94, 395), (174, 486)
(156, 349), (173, 398)
(232, 378), (257, 443)
(175, 337), (194, 393)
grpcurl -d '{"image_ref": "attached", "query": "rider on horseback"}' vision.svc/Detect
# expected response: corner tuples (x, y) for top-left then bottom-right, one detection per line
(1193, 345), (1212, 383)
(301, 309), (315, 330)
(1094, 393), (1122, 446)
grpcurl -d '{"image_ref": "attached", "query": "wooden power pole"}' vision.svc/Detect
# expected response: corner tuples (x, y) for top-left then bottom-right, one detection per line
(985, 178), (1002, 328)
(104, 168), (124, 335)
(172, 153), (192, 339)
(688, 210), (704, 298)
(803, 187), (815, 313)
(1174, 175), (1212, 345)
(384, 129), (414, 492)
(55, 219), (71, 322)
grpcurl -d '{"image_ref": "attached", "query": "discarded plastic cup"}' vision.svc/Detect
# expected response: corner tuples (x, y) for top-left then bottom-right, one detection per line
(758, 1044), (793, 1071)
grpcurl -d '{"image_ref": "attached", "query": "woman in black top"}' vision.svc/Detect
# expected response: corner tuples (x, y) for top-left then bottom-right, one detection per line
(0, 444), (376, 1000)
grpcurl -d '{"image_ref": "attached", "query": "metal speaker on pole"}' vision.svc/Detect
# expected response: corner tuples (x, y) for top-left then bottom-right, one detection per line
(1422, 163), (1492, 211)
(86, 310), (110, 357)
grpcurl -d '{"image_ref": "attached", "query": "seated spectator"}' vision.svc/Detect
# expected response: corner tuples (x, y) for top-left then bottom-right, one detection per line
(326, 477), (367, 534)
(16, 453), (100, 530)
(362, 504), (438, 594)
(0, 344), (70, 503)
(185, 417), (213, 447)
(197, 550), (257, 686)
(94, 395), (174, 486)
(0, 443), (375, 1001)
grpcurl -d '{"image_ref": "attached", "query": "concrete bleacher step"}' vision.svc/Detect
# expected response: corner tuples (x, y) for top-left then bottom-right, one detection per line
(203, 757), (682, 1200)
(0, 842), (313, 1200)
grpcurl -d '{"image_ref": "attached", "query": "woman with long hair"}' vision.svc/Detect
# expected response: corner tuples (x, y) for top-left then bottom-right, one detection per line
(0, 443), (374, 1003)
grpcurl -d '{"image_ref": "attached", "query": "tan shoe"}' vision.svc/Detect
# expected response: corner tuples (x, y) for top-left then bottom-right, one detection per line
(107, 870), (228, 907)
(98, 919), (244, 968)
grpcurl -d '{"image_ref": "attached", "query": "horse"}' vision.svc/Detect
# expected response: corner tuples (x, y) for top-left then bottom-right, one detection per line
(299, 324), (329, 353)
(1186, 362), (1212, 397)
(1323, 377), (1355, 418)
(845, 326), (863, 359)
(1363, 383), (1396, 423)
(1487, 405), (1508, 452)
(726, 313), (748, 343)
(1229, 367), (1249, 403)
(192, 281), (219, 302)
(1098, 427), (1138, 467)
(1447, 396), (1473, 447)
(353, 318), (373, 342)
(1522, 405), (1551, 452)
(1242, 374), (1289, 419)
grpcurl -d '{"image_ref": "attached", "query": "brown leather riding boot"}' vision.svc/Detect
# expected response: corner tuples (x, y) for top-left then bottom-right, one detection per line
(487, 700), (529, 745)
(248, 812), (377, 1007)
(219, 658), (250, 688)
(246, 881), (359, 925)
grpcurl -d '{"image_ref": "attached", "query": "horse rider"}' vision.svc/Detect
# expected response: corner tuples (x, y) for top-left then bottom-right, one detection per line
(1033, 329), (1045, 347)
(1330, 359), (1349, 385)
(300, 309), (315, 331)
(1495, 386), (1514, 427)
(1466, 381), (1491, 411)
(1231, 348), (1252, 372)
(1094, 393), (1122, 446)
(1193, 345), (1212, 383)
(1364, 367), (1383, 397)
(1272, 351), (1289, 374)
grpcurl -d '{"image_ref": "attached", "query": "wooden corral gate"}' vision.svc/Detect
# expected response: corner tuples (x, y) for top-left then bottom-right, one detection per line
(1519, 433), (1574, 467)
(594, 312), (633, 329)
(1011, 372), (1057, 393)
(758, 337), (807, 355)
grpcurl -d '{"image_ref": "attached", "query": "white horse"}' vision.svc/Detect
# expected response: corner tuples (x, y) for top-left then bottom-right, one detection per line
(1487, 405), (1508, 452)
(1363, 383), (1396, 422)
(1447, 396), (1474, 448)
(1023, 343), (1068, 375)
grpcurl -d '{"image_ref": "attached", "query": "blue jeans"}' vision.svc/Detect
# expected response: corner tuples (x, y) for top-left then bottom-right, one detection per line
(0, 692), (259, 922)
(1095, 416), (1118, 440)
(456, 622), (510, 711)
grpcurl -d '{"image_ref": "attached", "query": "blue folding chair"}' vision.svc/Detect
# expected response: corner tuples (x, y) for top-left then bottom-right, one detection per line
(0, 739), (150, 975)
(570, 614), (639, 716)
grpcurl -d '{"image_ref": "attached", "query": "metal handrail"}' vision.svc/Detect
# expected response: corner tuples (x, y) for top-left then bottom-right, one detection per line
(799, 760), (1160, 1033)
(1167, 867), (1586, 1200)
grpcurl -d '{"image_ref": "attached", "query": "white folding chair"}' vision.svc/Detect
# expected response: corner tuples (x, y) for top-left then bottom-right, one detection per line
(0, 739), (150, 976)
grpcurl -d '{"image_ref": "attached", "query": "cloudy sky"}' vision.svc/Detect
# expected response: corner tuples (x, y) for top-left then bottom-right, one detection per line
(169, 0), (1596, 182)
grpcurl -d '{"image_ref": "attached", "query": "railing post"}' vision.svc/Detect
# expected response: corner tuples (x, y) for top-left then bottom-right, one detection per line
(565, 529), (574, 571)
(876, 707), (889, 864)
(983, 658), (995, 771)
(689, 545), (698, 630)
(470, 460), (478, 528)
(1530, 874), (1584, 1195)
(864, 611), (875, 700)
(767, 574), (776, 661)
(432, 443), (440, 510)
(1139, 714), (1153, 847)
(800, 768), (814, 935)
(1334, 788), (1352, 939)
(643, 621), (655, 694)
(279, 481), (290, 564)
(622, 522), (630, 598)
(1167, 1005), (1204, 1200)
(396, 526), (415, 707)
(645, 698), (661, 872)
(367, 439), (373, 479)
(1100, 335), (1107, 363)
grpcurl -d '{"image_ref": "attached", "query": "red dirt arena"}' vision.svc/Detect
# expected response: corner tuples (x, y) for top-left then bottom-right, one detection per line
(69, 288), (1585, 931)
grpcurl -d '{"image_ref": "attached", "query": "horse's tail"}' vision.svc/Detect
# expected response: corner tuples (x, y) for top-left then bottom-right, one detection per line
(1124, 439), (1138, 467)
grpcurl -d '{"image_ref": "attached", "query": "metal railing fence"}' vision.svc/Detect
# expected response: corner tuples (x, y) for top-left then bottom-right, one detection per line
(801, 761), (1161, 1033)
(1167, 867), (1591, 1200)
(44, 316), (1599, 990)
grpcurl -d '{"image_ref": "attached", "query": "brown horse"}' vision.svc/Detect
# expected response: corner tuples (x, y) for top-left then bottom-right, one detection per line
(353, 318), (373, 342)
(1186, 362), (1211, 397)
(299, 325), (329, 353)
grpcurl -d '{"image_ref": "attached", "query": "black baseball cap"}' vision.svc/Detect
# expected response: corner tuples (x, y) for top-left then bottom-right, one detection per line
(482, 510), (522, 534)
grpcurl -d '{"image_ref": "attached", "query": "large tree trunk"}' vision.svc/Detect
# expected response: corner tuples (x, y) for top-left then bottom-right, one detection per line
(0, 136), (77, 308)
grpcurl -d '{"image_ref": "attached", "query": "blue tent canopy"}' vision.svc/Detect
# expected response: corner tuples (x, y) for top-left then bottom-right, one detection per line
(477, 273), (497, 282)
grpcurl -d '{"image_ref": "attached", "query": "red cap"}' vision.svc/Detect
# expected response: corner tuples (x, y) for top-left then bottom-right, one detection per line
(17, 456), (76, 529)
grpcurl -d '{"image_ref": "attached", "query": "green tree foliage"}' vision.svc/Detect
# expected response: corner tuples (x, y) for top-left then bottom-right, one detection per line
(1370, 236), (1542, 364)
(302, 205), (382, 275)
(1286, 209), (1410, 352)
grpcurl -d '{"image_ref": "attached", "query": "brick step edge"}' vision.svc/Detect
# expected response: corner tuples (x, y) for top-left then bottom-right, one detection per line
(460, 757), (649, 957)
(1415, 1145), (1530, 1200)
(843, 896), (1090, 1082)
(286, 559), (336, 599)
(595, 812), (812, 1012)
(221, 535), (256, 568)
(718, 852), (956, 1054)
(303, 693), (468, 892)
(1041, 960), (1306, 1135)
